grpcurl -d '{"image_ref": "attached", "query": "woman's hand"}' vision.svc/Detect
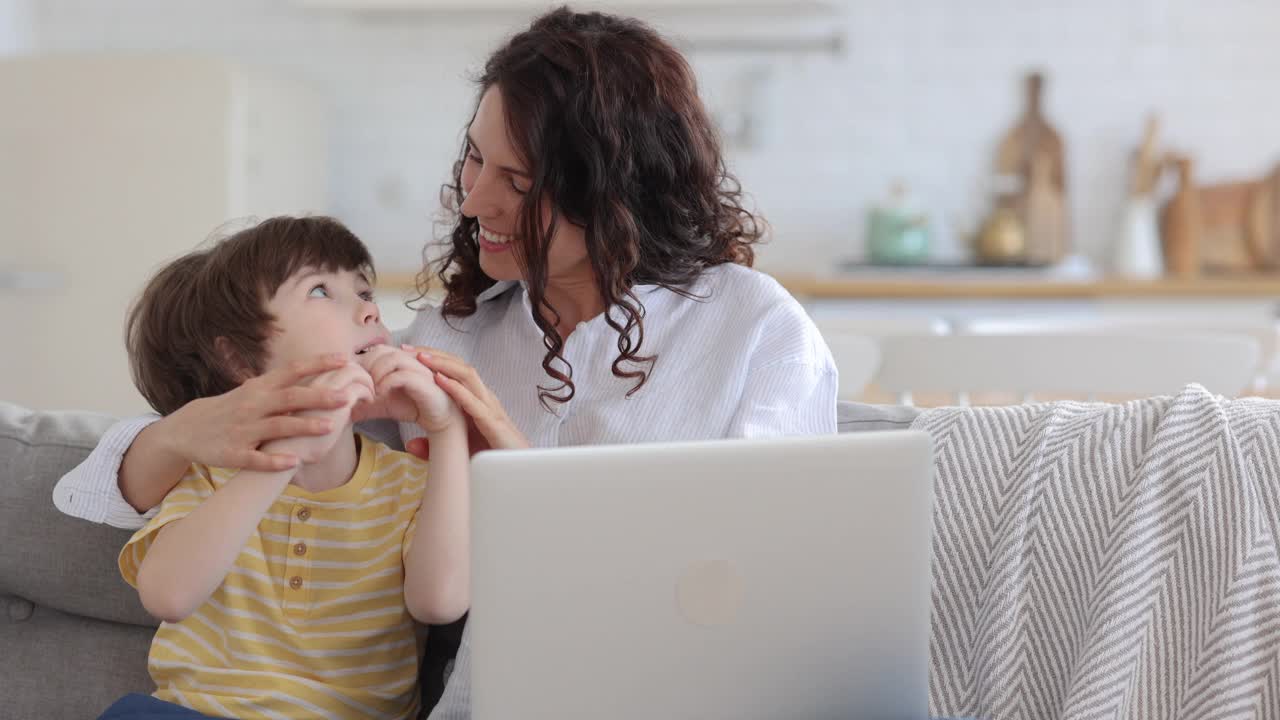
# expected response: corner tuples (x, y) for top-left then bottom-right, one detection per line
(259, 362), (375, 464)
(162, 353), (352, 471)
(398, 345), (530, 459)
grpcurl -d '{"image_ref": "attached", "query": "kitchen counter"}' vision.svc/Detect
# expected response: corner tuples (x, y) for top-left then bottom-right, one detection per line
(376, 270), (1280, 301)
(772, 273), (1280, 300)
(373, 269), (1280, 346)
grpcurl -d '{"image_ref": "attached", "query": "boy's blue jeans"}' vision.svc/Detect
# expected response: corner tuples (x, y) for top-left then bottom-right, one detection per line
(97, 694), (219, 719)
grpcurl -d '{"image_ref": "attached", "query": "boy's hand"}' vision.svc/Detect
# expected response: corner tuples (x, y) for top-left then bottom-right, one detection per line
(356, 345), (461, 434)
(261, 362), (374, 464)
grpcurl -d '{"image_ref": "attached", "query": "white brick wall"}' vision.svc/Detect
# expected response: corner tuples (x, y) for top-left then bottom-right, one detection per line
(22, 0), (1280, 275)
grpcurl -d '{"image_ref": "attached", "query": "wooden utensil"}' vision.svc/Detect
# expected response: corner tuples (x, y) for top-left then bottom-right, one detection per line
(1131, 114), (1161, 197)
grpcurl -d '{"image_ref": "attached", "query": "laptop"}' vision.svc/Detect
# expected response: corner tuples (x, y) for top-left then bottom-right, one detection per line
(469, 430), (935, 720)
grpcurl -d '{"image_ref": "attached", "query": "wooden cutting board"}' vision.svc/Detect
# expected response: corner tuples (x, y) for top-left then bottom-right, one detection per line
(1247, 164), (1280, 270)
(1198, 179), (1255, 272)
(994, 72), (1068, 265)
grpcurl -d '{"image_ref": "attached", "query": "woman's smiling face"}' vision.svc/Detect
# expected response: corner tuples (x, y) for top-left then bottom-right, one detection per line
(459, 86), (589, 285)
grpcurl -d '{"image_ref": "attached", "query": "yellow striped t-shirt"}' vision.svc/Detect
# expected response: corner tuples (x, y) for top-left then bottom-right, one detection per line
(119, 434), (429, 720)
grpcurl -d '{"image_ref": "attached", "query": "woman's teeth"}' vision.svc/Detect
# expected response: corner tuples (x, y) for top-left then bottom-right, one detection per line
(479, 227), (512, 245)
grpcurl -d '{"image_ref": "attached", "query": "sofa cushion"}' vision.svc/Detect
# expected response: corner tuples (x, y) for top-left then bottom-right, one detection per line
(837, 401), (921, 432)
(1, 593), (155, 718)
(0, 402), (157, 628)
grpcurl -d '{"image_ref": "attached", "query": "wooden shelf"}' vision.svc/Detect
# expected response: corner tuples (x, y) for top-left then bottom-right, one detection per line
(377, 272), (425, 290)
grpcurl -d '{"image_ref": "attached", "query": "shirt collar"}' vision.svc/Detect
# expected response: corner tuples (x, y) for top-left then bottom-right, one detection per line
(475, 280), (519, 303)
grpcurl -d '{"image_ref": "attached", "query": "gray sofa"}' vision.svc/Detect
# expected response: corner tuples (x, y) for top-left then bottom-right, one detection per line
(0, 400), (919, 718)
(1, 403), (155, 719)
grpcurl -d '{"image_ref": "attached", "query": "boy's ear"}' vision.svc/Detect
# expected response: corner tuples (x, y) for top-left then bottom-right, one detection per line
(214, 336), (256, 384)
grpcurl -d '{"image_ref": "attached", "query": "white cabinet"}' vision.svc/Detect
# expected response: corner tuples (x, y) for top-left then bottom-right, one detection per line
(0, 53), (327, 414)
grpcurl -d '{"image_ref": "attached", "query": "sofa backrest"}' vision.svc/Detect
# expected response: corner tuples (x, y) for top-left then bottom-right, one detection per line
(0, 402), (157, 628)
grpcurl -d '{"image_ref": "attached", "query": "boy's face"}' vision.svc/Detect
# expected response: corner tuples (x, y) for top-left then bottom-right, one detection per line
(263, 266), (389, 371)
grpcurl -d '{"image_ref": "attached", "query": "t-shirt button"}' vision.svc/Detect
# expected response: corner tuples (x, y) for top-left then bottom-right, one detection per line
(296, 507), (311, 521)
(289, 576), (304, 590)
(293, 542), (307, 556)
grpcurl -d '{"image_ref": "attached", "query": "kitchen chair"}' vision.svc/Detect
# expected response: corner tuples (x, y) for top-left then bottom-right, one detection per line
(819, 332), (881, 401)
(959, 315), (1280, 393)
(814, 315), (948, 401)
(874, 333), (1261, 406)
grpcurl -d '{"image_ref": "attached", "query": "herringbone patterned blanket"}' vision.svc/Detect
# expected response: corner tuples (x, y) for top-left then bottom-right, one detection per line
(916, 385), (1280, 720)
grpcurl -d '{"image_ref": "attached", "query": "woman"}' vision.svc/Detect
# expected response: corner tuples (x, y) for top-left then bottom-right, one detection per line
(56, 7), (836, 718)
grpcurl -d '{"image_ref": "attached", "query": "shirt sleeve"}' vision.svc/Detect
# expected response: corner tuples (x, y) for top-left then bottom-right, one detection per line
(726, 358), (839, 438)
(52, 413), (163, 529)
(724, 290), (839, 438)
(117, 465), (217, 589)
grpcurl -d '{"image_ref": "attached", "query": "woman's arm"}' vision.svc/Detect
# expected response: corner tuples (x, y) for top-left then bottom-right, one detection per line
(54, 354), (353, 526)
(726, 358), (839, 437)
(54, 414), (164, 529)
(135, 468), (295, 623)
(726, 302), (840, 437)
(118, 413), (206, 514)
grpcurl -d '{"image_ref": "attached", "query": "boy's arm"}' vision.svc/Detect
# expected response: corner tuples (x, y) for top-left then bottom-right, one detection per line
(135, 468), (295, 623)
(56, 354), (355, 524)
(403, 421), (471, 625)
(132, 372), (368, 624)
(357, 345), (471, 623)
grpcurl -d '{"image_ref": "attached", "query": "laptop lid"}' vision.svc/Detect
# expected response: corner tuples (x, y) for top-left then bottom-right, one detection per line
(470, 430), (934, 720)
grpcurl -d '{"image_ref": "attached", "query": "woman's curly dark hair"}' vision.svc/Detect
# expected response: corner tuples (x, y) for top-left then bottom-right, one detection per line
(422, 5), (766, 407)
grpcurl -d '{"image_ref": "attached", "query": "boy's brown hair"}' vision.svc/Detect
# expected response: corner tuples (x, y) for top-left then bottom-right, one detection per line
(127, 215), (375, 415)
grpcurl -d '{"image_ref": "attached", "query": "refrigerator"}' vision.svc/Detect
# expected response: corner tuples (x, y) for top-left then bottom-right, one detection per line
(1, 53), (328, 414)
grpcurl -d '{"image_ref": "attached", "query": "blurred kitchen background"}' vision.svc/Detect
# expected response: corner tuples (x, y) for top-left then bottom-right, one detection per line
(5, 0), (1280, 414)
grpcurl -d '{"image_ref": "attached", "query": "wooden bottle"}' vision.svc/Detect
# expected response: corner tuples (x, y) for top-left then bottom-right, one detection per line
(1161, 154), (1201, 277)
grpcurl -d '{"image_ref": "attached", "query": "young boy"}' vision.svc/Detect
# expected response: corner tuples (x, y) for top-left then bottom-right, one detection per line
(99, 216), (469, 720)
